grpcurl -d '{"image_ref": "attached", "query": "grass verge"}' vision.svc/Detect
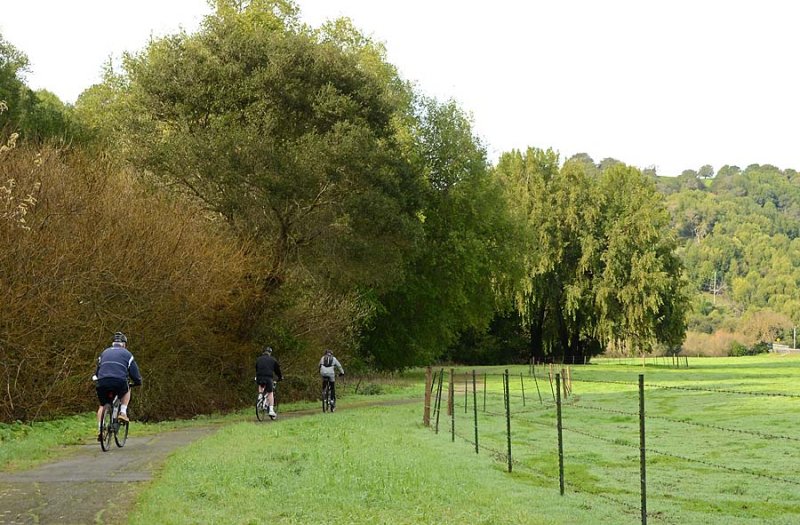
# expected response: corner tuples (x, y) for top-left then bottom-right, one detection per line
(129, 402), (624, 525)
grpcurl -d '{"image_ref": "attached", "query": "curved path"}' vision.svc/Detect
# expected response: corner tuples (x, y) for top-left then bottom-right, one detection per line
(0, 426), (217, 525)
(0, 399), (417, 524)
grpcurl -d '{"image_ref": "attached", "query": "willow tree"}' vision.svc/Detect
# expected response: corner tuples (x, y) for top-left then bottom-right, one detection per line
(97, 0), (426, 346)
(496, 148), (689, 362)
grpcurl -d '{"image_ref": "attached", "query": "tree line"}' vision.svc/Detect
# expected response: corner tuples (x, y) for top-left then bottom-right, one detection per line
(3, 0), (772, 422)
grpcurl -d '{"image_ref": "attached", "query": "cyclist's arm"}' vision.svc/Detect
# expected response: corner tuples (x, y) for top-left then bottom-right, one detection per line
(128, 357), (143, 386)
(274, 361), (283, 382)
(334, 358), (344, 375)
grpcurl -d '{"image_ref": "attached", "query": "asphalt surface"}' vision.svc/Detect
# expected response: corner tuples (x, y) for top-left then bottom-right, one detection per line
(0, 398), (418, 524)
(0, 427), (217, 525)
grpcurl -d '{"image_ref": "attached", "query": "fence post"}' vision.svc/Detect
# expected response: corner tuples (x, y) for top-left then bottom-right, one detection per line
(465, 373), (469, 414)
(472, 370), (479, 454)
(556, 373), (564, 496)
(434, 369), (444, 434)
(504, 369), (512, 472)
(450, 368), (455, 442)
(448, 368), (454, 417)
(423, 366), (432, 427)
(483, 373), (487, 412)
(639, 374), (647, 525)
(532, 365), (543, 404)
(520, 373), (526, 406)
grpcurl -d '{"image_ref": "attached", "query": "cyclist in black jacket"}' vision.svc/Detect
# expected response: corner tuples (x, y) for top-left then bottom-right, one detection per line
(256, 346), (283, 419)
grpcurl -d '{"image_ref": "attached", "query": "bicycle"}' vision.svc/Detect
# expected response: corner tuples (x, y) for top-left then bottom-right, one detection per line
(99, 390), (129, 451)
(256, 381), (277, 422)
(322, 377), (335, 413)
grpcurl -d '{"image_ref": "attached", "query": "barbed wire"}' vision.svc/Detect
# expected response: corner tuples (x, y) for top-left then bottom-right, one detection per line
(565, 403), (800, 442)
(565, 376), (800, 398)
(561, 424), (800, 487)
(643, 382), (800, 398)
(450, 423), (669, 523)
(644, 447), (800, 487)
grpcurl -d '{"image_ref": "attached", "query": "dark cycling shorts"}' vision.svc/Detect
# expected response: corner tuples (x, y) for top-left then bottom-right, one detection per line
(96, 377), (129, 405)
(257, 378), (275, 393)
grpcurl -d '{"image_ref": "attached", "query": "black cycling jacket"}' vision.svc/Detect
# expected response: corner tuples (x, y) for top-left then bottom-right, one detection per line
(256, 354), (283, 382)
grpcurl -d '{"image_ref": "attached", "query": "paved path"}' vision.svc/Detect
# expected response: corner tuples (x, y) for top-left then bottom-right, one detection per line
(0, 427), (217, 525)
(0, 398), (418, 524)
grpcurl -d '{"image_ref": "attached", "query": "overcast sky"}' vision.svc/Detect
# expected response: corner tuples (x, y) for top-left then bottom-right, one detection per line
(2, 0), (798, 175)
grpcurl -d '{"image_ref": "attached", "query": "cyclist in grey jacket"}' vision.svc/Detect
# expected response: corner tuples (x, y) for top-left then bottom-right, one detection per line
(319, 349), (344, 411)
(94, 332), (142, 440)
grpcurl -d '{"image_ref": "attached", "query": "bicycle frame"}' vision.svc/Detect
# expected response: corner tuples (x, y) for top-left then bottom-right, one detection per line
(322, 377), (334, 412)
(99, 391), (129, 451)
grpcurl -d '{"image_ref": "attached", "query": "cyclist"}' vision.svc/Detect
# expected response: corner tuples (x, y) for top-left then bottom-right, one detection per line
(319, 349), (345, 412)
(256, 346), (283, 419)
(94, 332), (142, 441)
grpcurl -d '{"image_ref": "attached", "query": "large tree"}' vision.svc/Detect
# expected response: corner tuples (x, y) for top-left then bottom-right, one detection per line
(104, 0), (426, 343)
(361, 99), (523, 369)
(496, 148), (689, 362)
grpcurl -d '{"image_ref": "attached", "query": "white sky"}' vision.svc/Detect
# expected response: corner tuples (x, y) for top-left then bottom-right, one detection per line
(1, 0), (798, 175)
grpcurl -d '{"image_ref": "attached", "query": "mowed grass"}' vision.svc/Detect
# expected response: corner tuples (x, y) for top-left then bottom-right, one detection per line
(0, 378), (418, 472)
(444, 354), (800, 525)
(129, 401), (627, 525)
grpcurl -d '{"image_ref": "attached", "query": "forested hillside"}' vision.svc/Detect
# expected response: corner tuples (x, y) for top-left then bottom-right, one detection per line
(659, 164), (800, 354)
(1, 0), (795, 423)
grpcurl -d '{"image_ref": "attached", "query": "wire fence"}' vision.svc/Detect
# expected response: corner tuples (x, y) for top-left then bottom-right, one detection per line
(422, 364), (800, 525)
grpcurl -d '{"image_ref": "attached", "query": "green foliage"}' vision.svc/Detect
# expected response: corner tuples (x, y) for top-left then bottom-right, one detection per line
(495, 149), (689, 361)
(102, 1), (427, 365)
(0, 33), (83, 143)
(666, 162), (800, 338)
(361, 99), (523, 369)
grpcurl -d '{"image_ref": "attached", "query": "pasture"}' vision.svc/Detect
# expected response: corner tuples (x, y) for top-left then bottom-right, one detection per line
(129, 355), (800, 524)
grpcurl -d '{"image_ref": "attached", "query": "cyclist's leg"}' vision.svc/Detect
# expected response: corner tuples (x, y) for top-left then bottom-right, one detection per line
(330, 380), (337, 404)
(96, 405), (104, 438)
(264, 378), (275, 410)
(119, 383), (131, 417)
(95, 382), (114, 438)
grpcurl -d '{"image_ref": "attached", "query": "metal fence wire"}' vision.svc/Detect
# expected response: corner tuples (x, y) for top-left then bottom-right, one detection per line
(423, 365), (800, 525)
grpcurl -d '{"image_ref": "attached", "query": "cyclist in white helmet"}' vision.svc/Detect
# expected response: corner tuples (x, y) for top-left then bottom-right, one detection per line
(319, 349), (344, 411)
(94, 332), (142, 441)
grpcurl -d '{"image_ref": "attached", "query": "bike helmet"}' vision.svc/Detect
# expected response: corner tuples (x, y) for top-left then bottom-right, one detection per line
(324, 349), (332, 355)
(113, 332), (128, 345)
(263, 346), (273, 354)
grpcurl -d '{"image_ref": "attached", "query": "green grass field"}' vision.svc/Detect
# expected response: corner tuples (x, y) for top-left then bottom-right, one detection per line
(127, 354), (800, 525)
(4, 356), (800, 524)
(443, 355), (800, 525)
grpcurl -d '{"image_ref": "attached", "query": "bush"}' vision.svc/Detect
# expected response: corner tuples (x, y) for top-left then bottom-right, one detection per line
(728, 342), (749, 357)
(358, 383), (384, 396)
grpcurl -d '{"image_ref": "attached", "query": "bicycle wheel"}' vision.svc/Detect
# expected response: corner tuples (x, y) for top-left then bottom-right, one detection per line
(115, 413), (129, 447)
(256, 397), (267, 421)
(100, 404), (113, 452)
